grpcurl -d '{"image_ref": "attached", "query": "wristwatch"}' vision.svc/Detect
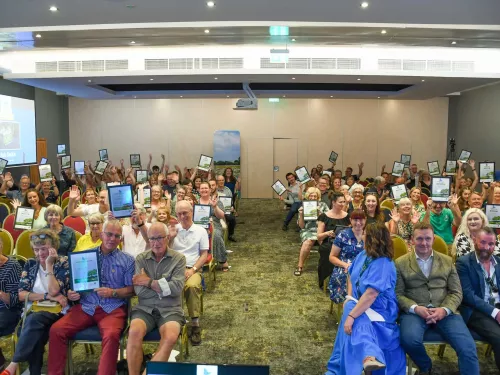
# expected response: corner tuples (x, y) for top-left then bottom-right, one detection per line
(137, 223), (145, 228)
(44, 292), (49, 300)
(147, 278), (153, 288)
(112, 289), (118, 298)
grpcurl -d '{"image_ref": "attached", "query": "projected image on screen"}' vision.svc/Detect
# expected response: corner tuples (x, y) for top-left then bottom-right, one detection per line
(0, 95), (36, 166)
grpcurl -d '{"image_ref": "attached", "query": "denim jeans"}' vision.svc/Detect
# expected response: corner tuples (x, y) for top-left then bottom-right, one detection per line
(399, 313), (479, 374)
(0, 308), (21, 336)
(284, 202), (301, 226)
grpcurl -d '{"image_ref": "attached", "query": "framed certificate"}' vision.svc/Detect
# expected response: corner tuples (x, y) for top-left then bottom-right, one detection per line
(486, 205), (500, 228)
(322, 170), (332, 178)
(57, 144), (66, 156)
(61, 155), (71, 170)
(68, 249), (101, 293)
(99, 149), (108, 161)
(445, 160), (457, 175)
(74, 161), (85, 175)
(38, 164), (52, 182)
(391, 184), (408, 202)
(271, 180), (287, 196)
(136, 170), (148, 184)
(39, 157), (47, 165)
(143, 187), (151, 208)
(479, 162), (495, 183)
(0, 158), (7, 174)
(193, 204), (211, 228)
(130, 154), (141, 169)
(295, 166), (311, 184)
(329, 151), (338, 163)
(218, 196), (232, 214)
(391, 161), (405, 177)
(458, 150), (471, 163)
(431, 177), (451, 202)
(303, 200), (318, 221)
(401, 154), (411, 167)
(198, 154), (213, 172)
(94, 161), (108, 175)
(427, 161), (440, 176)
(14, 207), (35, 230)
(108, 184), (134, 218)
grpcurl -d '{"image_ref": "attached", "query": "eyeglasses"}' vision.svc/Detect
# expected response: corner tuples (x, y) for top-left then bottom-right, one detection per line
(103, 232), (122, 239)
(30, 233), (53, 241)
(148, 236), (166, 242)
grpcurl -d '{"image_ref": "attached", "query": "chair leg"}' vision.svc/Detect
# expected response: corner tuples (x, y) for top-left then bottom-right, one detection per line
(329, 300), (333, 315)
(68, 340), (74, 375)
(336, 304), (343, 322)
(407, 355), (413, 375)
(201, 289), (204, 314)
(437, 344), (446, 358)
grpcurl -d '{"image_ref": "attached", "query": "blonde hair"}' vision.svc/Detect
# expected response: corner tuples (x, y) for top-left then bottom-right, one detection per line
(44, 204), (63, 222)
(451, 208), (489, 256)
(304, 187), (321, 201)
(30, 228), (60, 250)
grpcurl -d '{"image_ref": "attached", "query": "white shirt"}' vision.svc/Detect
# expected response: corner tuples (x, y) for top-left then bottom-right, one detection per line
(171, 223), (209, 267)
(122, 224), (150, 259)
(476, 253), (500, 319)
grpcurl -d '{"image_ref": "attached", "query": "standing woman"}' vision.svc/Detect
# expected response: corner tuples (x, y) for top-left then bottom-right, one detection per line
(198, 181), (229, 270)
(324, 223), (406, 375)
(15, 189), (49, 229)
(44, 205), (76, 256)
(317, 192), (350, 288)
(224, 167), (240, 215)
(362, 193), (385, 225)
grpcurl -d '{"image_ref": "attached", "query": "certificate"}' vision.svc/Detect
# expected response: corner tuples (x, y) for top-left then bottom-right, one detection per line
(427, 161), (440, 176)
(329, 151), (338, 163)
(99, 149), (108, 161)
(401, 154), (411, 167)
(218, 196), (232, 214)
(295, 166), (311, 184)
(445, 160), (457, 175)
(486, 205), (500, 228)
(198, 154), (213, 172)
(391, 161), (405, 177)
(0, 158), (7, 174)
(136, 170), (148, 184)
(38, 164), (52, 182)
(95, 161), (108, 175)
(143, 187), (151, 208)
(130, 154), (141, 169)
(14, 207), (35, 230)
(431, 177), (451, 202)
(193, 204), (211, 228)
(322, 170), (332, 177)
(271, 180), (287, 196)
(57, 144), (66, 156)
(108, 184), (134, 218)
(40, 157), (47, 165)
(68, 249), (101, 293)
(74, 161), (85, 175)
(61, 155), (71, 170)
(391, 184), (408, 202)
(479, 162), (495, 183)
(303, 200), (318, 221)
(458, 150), (471, 163)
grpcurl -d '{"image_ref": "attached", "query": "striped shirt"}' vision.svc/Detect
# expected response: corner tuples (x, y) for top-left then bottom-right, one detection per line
(0, 258), (22, 310)
(80, 247), (134, 316)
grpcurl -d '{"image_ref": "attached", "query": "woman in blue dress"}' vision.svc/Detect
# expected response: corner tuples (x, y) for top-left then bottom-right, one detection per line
(325, 222), (406, 375)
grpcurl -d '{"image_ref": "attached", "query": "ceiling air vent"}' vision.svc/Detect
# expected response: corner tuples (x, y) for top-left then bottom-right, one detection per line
(260, 58), (286, 69)
(452, 61), (474, 72)
(378, 59), (402, 70)
(311, 58), (336, 69)
(145, 59), (169, 70)
(427, 60), (452, 71)
(219, 58), (243, 69)
(403, 60), (426, 71)
(286, 58), (310, 69)
(57, 61), (79, 72)
(35, 61), (58, 73)
(82, 60), (105, 72)
(337, 58), (361, 70)
(169, 58), (193, 69)
(201, 58), (219, 69)
(105, 60), (128, 71)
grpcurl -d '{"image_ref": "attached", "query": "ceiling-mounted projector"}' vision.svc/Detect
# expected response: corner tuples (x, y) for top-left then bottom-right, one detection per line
(233, 83), (258, 110)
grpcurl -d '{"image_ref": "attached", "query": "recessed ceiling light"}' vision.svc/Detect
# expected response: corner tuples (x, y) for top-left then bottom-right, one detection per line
(226, 95), (230, 98)
(88, 79), (92, 83)
(130, 41), (136, 44)
(35, 34), (42, 38)
(361, 2), (369, 8)
(150, 78), (154, 81)
(291, 38), (296, 42)
(180, 96), (183, 98)
(330, 96), (333, 98)
(357, 78), (361, 81)
(283, 95), (286, 98)
(204, 29), (210, 34)
(451, 41), (457, 45)
(49, 6), (58, 11)
(292, 77), (296, 80)
(421, 79), (425, 82)
(381, 30), (387, 34)
(214, 77), (218, 80)
(206, 1), (215, 7)
(377, 96), (381, 99)
(134, 96), (137, 99)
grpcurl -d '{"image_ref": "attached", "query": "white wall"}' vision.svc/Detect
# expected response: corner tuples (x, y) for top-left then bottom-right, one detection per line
(69, 97), (449, 198)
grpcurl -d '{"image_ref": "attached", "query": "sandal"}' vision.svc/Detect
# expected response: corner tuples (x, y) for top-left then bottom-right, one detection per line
(363, 356), (385, 372)
(294, 267), (303, 276)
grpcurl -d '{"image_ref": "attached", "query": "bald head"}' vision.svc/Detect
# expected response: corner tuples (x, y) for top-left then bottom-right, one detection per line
(176, 199), (193, 229)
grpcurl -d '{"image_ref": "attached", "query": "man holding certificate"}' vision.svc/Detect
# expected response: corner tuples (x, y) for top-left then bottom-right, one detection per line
(48, 220), (135, 375)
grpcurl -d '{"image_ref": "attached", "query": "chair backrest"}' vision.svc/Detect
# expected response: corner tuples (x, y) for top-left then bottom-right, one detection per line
(0, 202), (10, 225)
(61, 190), (71, 202)
(63, 216), (87, 235)
(0, 197), (13, 212)
(380, 199), (394, 210)
(0, 229), (15, 256)
(15, 230), (35, 260)
(420, 193), (429, 209)
(392, 235), (409, 260)
(61, 197), (70, 210)
(421, 187), (431, 197)
(75, 231), (82, 243)
(433, 234), (449, 256)
(3, 213), (25, 244)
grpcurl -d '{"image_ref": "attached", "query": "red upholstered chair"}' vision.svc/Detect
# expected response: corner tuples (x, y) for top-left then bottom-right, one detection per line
(63, 216), (87, 235)
(421, 193), (429, 209)
(3, 213), (24, 245)
(358, 180), (368, 187)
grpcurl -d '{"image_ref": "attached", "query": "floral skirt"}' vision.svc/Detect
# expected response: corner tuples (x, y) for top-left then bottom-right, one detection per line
(328, 266), (348, 304)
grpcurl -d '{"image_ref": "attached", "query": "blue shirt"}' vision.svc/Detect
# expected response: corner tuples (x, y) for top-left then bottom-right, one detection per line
(80, 247), (134, 316)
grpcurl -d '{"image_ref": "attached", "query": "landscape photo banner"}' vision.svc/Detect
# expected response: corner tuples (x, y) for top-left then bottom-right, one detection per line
(213, 130), (241, 179)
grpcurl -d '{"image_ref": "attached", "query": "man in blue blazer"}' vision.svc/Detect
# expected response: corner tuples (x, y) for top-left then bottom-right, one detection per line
(456, 226), (500, 370)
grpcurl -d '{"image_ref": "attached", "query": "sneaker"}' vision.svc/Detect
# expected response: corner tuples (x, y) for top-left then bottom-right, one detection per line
(363, 357), (385, 372)
(190, 326), (202, 346)
(187, 325), (193, 337)
(228, 235), (237, 242)
(282, 224), (288, 231)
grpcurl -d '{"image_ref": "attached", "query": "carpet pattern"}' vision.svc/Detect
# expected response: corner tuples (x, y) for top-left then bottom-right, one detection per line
(1, 198), (497, 374)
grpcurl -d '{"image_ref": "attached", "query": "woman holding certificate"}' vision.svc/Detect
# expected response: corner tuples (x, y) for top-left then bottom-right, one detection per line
(36, 178), (59, 204)
(17, 189), (49, 230)
(386, 198), (421, 243)
(43, 205), (76, 256)
(1, 229), (70, 375)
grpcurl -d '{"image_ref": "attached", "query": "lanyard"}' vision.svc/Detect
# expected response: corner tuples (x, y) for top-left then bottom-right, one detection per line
(355, 257), (372, 297)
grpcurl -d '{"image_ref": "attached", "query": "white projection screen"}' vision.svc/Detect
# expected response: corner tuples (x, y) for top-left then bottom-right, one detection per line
(0, 94), (37, 166)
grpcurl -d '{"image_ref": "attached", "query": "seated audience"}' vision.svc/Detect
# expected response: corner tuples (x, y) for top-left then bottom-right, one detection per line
(406, 163), (419, 189)
(396, 222), (479, 375)
(16, 188), (49, 229)
(44, 204), (76, 256)
(170, 201), (209, 345)
(0, 173), (33, 201)
(332, 177), (342, 193)
(1, 230), (70, 375)
(317, 192), (350, 288)
(458, 187), (472, 213)
(216, 175), (237, 242)
(0, 238), (22, 370)
(150, 185), (168, 212)
(324, 222), (405, 375)
(146, 153), (165, 176)
(362, 193), (385, 224)
(280, 173), (301, 231)
(421, 195), (461, 250)
(120, 208), (150, 259)
(367, 176), (390, 201)
(456, 227), (500, 371)
(48, 219), (135, 375)
(68, 186), (109, 223)
(148, 206), (172, 226)
(409, 187), (426, 216)
(36, 177), (59, 204)
(328, 209), (366, 304)
(343, 162), (364, 181)
(456, 160), (479, 193)
(74, 212), (104, 251)
(317, 177), (332, 208)
(294, 187), (329, 276)
(347, 185), (363, 214)
(468, 191), (484, 210)
(419, 170), (432, 192)
(127, 222), (186, 375)
(386, 198), (420, 243)
(170, 186), (186, 214)
(487, 183), (500, 205)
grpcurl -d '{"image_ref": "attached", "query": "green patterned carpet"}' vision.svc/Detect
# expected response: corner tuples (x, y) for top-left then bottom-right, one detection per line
(1, 198), (497, 374)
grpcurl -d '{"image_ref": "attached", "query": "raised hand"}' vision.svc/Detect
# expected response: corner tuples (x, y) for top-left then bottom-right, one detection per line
(149, 154), (152, 161)
(174, 165), (181, 171)
(164, 191), (171, 200)
(11, 199), (22, 210)
(358, 162), (364, 169)
(469, 160), (476, 169)
(426, 199), (434, 211)
(69, 185), (80, 200)
(381, 164), (386, 171)
(120, 159), (124, 165)
(161, 154), (165, 160)
(449, 193), (459, 206)
(411, 209), (420, 224)
(210, 195), (219, 208)
(389, 207), (400, 222)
